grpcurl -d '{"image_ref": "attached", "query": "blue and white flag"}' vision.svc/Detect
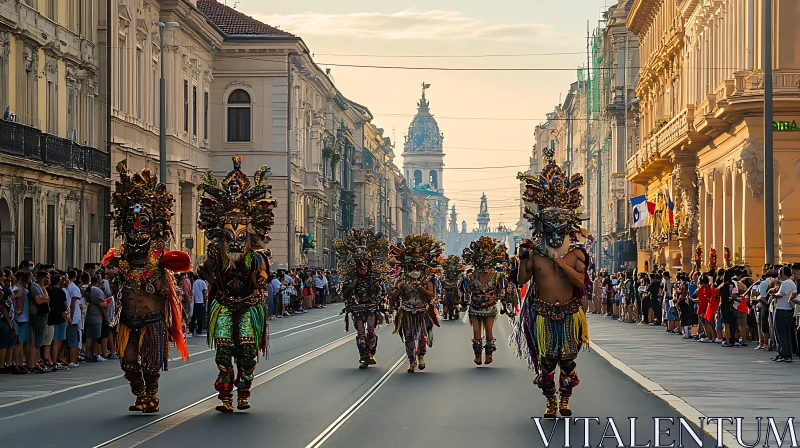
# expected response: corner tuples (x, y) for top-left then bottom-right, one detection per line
(630, 195), (651, 228)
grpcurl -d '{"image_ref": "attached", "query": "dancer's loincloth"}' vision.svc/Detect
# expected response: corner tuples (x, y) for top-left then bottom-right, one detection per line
(510, 298), (589, 373)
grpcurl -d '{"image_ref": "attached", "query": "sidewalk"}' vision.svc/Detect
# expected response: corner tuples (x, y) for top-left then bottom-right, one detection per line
(589, 315), (798, 441)
(0, 305), (343, 407)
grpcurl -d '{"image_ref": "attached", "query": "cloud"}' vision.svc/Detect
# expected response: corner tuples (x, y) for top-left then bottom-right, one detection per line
(253, 9), (555, 41)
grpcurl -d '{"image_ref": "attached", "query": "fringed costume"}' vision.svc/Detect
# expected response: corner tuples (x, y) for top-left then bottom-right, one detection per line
(334, 228), (390, 368)
(390, 234), (443, 372)
(441, 255), (463, 321)
(511, 146), (591, 418)
(460, 236), (517, 365)
(102, 162), (191, 414)
(197, 155), (277, 412)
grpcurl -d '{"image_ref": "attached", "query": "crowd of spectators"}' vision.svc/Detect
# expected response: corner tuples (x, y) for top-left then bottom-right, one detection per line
(1, 260), (341, 374)
(0, 261), (117, 374)
(589, 263), (800, 362)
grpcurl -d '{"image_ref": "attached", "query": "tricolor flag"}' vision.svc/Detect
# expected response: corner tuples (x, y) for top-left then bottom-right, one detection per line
(630, 195), (654, 228)
(667, 194), (675, 226)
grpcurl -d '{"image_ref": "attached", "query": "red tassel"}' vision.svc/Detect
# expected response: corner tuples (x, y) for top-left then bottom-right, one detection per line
(101, 248), (118, 268)
(160, 251), (193, 273)
(164, 272), (189, 361)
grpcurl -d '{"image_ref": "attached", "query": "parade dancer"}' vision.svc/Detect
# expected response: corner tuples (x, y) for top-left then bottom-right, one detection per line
(389, 234), (443, 372)
(441, 255), (463, 321)
(460, 236), (517, 366)
(197, 156), (276, 412)
(511, 147), (590, 418)
(102, 162), (191, 413)
(334, 228), (390, 369)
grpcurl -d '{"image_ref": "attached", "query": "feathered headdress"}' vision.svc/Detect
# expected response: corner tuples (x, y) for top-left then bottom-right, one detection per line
(108, 161), (174, 242)
(517, 147), (585, 247)
(461, 236), (508, 269)
(334, 228), (390, 280)
(389, 233), (443, 276)
(442, 255), (465, 283)
(197, 155), (277, 246)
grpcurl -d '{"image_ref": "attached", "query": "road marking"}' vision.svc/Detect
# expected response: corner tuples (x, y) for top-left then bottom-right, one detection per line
(304, 355), (405, 448)
(94, 333), (355, 448)
(0, 348), (213, 409)
(0, 312), (342, 409)
(591, 341), (736, 443)
(271, 313), (341, 335)
(273, 319), (339, 339)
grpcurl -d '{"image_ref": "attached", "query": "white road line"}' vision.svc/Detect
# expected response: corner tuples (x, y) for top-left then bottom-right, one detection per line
(271, 313), (341, 335)
(0, 312), (342, 410)
(0, 348), (214, 409)
(591, 341), (736, 443)
(273, 319), (339, 339)
(304, 355), (405, 448)
(93, 334), (355, 448)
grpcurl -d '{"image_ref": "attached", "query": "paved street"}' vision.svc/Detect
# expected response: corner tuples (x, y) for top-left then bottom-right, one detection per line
(0, 307), (734, 448)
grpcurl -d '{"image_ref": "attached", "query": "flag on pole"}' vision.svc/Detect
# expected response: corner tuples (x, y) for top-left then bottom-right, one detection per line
(630, 195), (652, 228)
(667, 193), (675, 226)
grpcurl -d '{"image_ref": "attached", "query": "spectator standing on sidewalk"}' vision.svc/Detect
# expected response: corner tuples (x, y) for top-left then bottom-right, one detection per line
(190, 272), (208, 336)
(792, 263), (800, 356)
(46, 274), (69, 370)
(65, 270), (82, 367)
(696, 275), (715, 342)
(83, 274), (108, 362)
(647, 273), (662, 326)
(12, 271), (31, 372)
(0, 269), (14, 373)
(770, 266), (798, 362)
(29, 271), (51, 372)
(179, 273), (193, 337)
(313, 270), (325, 309)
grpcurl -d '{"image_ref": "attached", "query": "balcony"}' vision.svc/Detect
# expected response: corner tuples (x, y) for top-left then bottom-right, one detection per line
(626, 106), (705, 183)
(304, 171), (325, 197)
(0, 119), (111, 179)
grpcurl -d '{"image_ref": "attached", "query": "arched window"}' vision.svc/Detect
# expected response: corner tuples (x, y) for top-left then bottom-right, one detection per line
(413, 170), (422, 186)
(429, 170), (438, 189)
(227, 89), (251, 142)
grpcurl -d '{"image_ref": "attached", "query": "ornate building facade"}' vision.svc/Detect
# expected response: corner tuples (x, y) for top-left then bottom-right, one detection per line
(626, 0), (800, 270)
(447, 194), (512, 257)
(402, 84), (449, 241)
(0, 0), (111, 268)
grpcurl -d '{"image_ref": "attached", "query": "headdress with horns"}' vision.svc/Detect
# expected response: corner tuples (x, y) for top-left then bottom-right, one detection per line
(389, 233), (443, 276)
(108, 161), (174, 243)
(517, 146), (585, 249)
(197, 155), (277, 246)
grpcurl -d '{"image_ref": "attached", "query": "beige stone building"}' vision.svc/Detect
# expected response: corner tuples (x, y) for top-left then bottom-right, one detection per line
(626, 0), (800, 271)
(0, 0), (111, 268)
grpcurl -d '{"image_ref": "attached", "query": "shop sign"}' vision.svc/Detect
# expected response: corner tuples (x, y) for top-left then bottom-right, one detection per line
(773, 120), (799, 131)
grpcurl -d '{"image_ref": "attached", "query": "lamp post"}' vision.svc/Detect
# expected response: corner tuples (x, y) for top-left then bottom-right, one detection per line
(763, 0), (774, 264)
(155, 21), (180, 183)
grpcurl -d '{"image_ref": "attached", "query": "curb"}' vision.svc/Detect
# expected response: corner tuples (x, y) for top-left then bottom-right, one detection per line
(591, 340), (738, 445)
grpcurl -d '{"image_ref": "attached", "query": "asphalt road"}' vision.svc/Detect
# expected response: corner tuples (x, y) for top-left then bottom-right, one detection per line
(0, 307), (718, 447)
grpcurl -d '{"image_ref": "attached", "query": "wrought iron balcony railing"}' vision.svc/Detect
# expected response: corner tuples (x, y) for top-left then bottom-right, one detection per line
(0, 119), (110, 179)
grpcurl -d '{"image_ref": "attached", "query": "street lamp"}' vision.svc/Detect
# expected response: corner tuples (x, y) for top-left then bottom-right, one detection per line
(155, 21), (180, 183)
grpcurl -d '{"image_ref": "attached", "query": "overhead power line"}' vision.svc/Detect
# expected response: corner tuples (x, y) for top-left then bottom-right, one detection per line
(314, 51), (586, 58)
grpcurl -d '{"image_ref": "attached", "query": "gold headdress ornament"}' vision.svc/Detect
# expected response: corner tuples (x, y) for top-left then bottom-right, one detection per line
(108, 160), (174, 242)
(197, 155), (277, 246)
(517, 146), (585, 248)
(442, 255), (465, 285)
(334, 228), (390, 280)
(389, 233), (443, 276)
(461, 236), (508, 269)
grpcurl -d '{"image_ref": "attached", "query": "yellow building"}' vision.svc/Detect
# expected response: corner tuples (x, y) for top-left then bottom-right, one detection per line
(0, 1), (110, 268)
(627, 0), (800, 271)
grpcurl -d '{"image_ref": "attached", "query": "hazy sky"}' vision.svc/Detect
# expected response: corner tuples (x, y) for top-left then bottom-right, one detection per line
(234, 0), (613, 231)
